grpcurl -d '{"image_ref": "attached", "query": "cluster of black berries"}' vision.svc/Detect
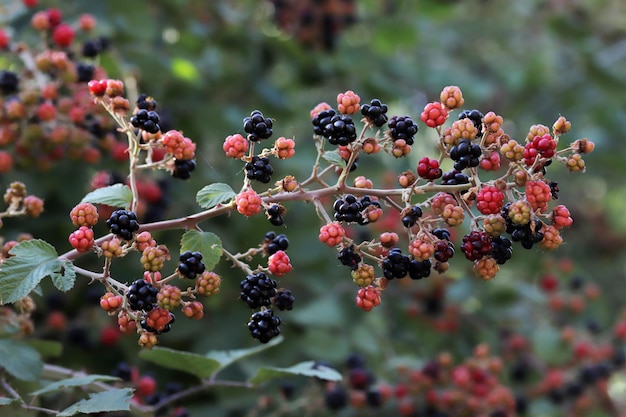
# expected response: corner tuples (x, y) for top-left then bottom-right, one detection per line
(266, 204), (285, 226)
(382, 248), (410, 279)
(311, 109), (357, 146)
(501, 203), (545, 249)
(491, 235), (513, 264)
(272, 288), (294, 311)
(360, 99), (388, 127)
(461, 230), (493, 261)
(264, 231), (289, 255)
(441, 169), (470, 185)
(248, 309), (281, 343)
(333, 194), (380, 224)
(107, 209), (140, 241)
(433, 228), (455, 262)
(0, 70), (19, 95)
(402, 204), (423, 228)
(140, 312), (175, 335)
(127, 279), (159, 311)
(409, 258), (432, 280)
(136, 93), (157, 111)
(458, 109), (484, 137)
(388, 115), (418, 145)
(450, 139), (482, 170)
(245, 156), (274, 183)
(82, 37), (110, 58)
(130, 109), (161, 134)
(178, 251), (206, 279)
(76, 63), (95, 83)
(172, 158), (196, 179)
(337, 244), (361, 270)
(243, 110), (273, 142)
(240, 272), (278, 309)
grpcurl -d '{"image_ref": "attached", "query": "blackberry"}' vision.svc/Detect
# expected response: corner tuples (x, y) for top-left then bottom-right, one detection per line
(130, 109), (161, 134)
(382, 248), (410, 279)
(549, 181), (559, 199)
(365, 389), (383, 407)
(564, 381), (584, 399)
(401, 204), (423, 228)
(140, 312), (175, 335)
(432, 227), (451, 240)
(111, 362), (133, 382)
(248, 309), (281, 343)
(311, 109), (357, 145)
(82, 39), (103, 58)
(240, 272), (277, 309)
(547, 388), (565, 404)
(491, 235), (513, 264)
(449, 138), (481, 171)
(337, 244), (361, 270)
(106, 209), (140, 241)
(243, 110), (273, 142)
(178, 251), (206, 279)
(360, 99), (388, 127)
(461, 231), (492, 261)
(245, 156), (274, 183)
(458, 109), (484, 136)
(126, 279), (159, 311)
(272, 288), (295, 311)
(569, 275), (585, 291)
(324, 385), (348, 410)
(136, 93), (157, 111)
(612, 349), (625, 368)
(346, 353), (367, 369)
(441, 169), (470, 185)
(509, 219), (544, 249)
(408, 259), (432, 280)
(76, 62), (95, 83)
(264, 232), (289, 255)
(172, 158), (196, 179)
(333, 194), (379, 224)
(388, 115), (418, 145)
(266, 204), (284, 226)
(0, 70), (19, 95)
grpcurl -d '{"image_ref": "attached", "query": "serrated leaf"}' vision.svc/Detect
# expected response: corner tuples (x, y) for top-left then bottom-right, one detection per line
(80, 184), (132, 208)
(0, 240), (76, 305)
(322, 150), (346, 167)
(249, 361), (342, 385)
(57, 388), (133, 417)
(196, 183), (236, 209)
(139, 347), (222, 378)
(180, 231), (222, 271)
(206, 335), (283, 369)
(0, 397), (16, 405)
(0, 339), (43, 381)
(31, 375), (120, 396)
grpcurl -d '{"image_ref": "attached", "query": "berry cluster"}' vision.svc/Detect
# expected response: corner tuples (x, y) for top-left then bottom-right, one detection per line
(248, 309), (281, 343)
(106, 210), (140, 241)
(311, 109), (357, 146)
(130, 109), (161, 134)
(245, 156), (274, 183)
(178, 251), (206, 279)
(243, 110), (273, 142)
(127, 279), (159, 312)
(333, 194), (380, 224)
(360, 99), (389, 127)
(449, 138), (482, 170)
(240, 272), (278, 309)
(387, 115), (418, 145)
(264, 231), (289, 255)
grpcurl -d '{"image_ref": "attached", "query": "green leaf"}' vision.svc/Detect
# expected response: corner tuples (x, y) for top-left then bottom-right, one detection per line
(139, 347), (221, 378)
(205, 335), (283, 370)
(196, 183), (236, 209)
(23, 340), (62, 359)
(322, 150), (345, 167)
(249, 361), (342, 385)
(31, 375), (120, 396)
(0, 397), (16, 405)
(0, 240), (76, 305)
(0, 339), (43, 381)
(80, 184), (132, 208)
(57, 388), (133, 417)
(180, 231), (223, 271)
(171, 57), (200, 82)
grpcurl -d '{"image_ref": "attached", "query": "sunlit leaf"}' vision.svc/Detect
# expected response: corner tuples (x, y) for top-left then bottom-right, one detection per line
(250, 361), (342, 385)
(81, 184), (132, 209)
(196, 183), (236, 209)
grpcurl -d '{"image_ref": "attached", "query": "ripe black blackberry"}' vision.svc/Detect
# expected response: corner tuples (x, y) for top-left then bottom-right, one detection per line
(506, 218), (544, 249)
(458, 109), (484, 137)
(382, 248), (410, 279)
(172, 158), (196, 179)
(388, 115), (418, 145)
(76, 63), (95, 83)
(324, 385), (348, 410)
(130, 109), (161, 134)
(491, 236), (513, 264)
(140, 312), (175, 335)
(434, 240), (455, 262)
(245, 156), (274, 183)
(0, 70), (19, 95)
(449, 138), (481, 170)
(264, 232), (289, 255)
(82, 39), (103, 58)
(240, 272), (277, 309)
(432, 227), (451, 241)
(441, 169), (470, 185)
(111, 362), (133, 382)
(266, 204), (284, 226)
(243, 110), (273, 142)
(360, 99), (388, 127)
(408, 259), (432, 280)
(401, 204), (423, 228)
(461, 230), (492, 261)
(178, 251), (206, 279)
(337, 244), (361, 270)
(106, 209), (140, 241)
(136, 93), (157, 111)
(311, 109), (357, 146)
(248, 309), (281, 343)
(272, 288), (294, 311)
(126, 279), (159, 311)
(333, 194), (379, 224)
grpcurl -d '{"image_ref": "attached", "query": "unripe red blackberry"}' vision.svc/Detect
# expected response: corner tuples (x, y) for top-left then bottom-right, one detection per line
(70, 202), (99, 227)
(476, 185), (505, 215)
(361, 99), (388, 127)
(417, 157), (442, 180)
(356, 285), (381, 311)
(248, 309), (281, 343)
(106, 209), (139, 241)
(240, 272), (277, 309)
(126, 279), (159, 311)
(268, 250), (292, 277)
(243, 110), (273, 142)
(140, 307), (175, 334)
(195, 271), (221, 296)
(272, 288), (295, 311)
(178, 251), (206, 279)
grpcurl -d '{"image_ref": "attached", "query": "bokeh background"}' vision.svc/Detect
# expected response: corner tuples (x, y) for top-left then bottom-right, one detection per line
(2, 0), (626, 415)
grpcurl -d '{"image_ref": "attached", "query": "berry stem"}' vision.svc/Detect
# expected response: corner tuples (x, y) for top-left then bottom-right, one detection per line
(222, 247), (254, 275)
